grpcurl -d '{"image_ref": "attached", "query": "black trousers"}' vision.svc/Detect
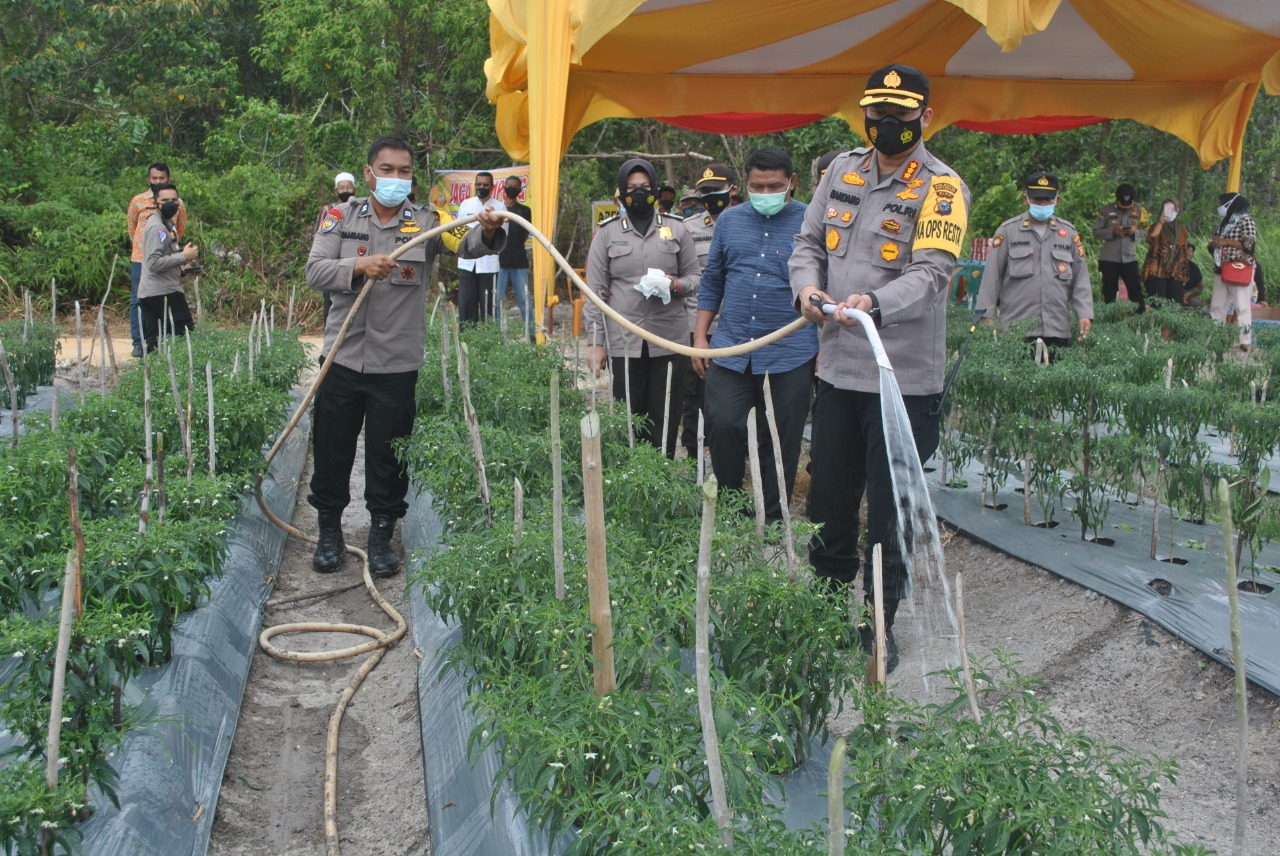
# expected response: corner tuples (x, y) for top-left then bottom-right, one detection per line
(806, 382), (940, 603)
(1145, 277), (1184, 305)
(1099, 260), (1144, 308)
(308, 361), (418, 518)
(680, 333), (705, 455)
(704, 358), (814, 523)
(457, 269), (496, 324)
(611, 343), (686, 457)
(138, 292), (195, 353)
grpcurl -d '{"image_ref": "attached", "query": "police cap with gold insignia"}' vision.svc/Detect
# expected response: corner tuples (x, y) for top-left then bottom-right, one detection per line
(859, 64), (929, 109)
(696, 163), (736, 191)
(1024, 171), (1061, 200)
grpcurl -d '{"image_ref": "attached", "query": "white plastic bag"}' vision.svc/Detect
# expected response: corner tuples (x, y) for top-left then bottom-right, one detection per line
(633, 268), (673, 304)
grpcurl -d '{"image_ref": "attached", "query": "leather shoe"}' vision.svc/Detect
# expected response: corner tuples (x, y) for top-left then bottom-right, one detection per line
(367, 514), (401, 577)
(313, 510), (346, 573)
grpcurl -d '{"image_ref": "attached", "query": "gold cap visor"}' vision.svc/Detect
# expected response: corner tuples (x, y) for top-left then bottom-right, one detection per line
(859, 89), (924, 109)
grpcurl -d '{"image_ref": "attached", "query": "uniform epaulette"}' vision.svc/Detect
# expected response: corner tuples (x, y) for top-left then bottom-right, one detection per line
(664, 212), (685, 221)
(597, 214), (620, 227)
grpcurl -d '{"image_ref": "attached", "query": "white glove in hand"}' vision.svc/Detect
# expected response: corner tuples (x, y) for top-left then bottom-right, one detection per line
(633, 268), (672, 305)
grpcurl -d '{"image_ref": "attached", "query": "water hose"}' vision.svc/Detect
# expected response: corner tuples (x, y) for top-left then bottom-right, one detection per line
(251, 209), (815, 855)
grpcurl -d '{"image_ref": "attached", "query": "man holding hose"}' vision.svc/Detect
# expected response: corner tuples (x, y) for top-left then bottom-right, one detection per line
(790, 65), (970, 673)
(306, 136), (504, 576)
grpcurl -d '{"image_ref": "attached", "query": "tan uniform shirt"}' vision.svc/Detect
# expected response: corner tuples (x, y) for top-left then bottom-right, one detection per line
(789, 145), (970, 396)
(137, 211), (187, 299)
(978, 214), (1093, 339)
(1092, 202), (1148, 263)
(583, 212), (700, 358)
(306, 197), (502, 374)
(682, 211), (716, 328)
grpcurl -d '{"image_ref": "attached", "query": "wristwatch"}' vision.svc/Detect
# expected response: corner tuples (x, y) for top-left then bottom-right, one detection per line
(863, 292), (882, 327)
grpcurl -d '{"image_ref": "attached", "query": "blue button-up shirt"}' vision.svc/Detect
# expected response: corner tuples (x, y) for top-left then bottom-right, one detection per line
(698, 199), (817, 375)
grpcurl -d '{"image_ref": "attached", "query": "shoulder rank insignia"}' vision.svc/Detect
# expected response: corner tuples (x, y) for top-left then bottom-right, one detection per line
(896, 178), (924, 201)
(899, 160), (920, 181)
(842, 172), (865, 186)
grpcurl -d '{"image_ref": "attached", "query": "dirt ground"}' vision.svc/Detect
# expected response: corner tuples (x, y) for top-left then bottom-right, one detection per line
(192, 331), (1278, 856)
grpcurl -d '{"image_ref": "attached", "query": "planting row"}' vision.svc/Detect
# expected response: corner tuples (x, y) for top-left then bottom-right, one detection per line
(404, 320), (1208, 855)
(0, 327), (306, 855)
(942, 301), (1280, 571)
(0, 320), (58, 412)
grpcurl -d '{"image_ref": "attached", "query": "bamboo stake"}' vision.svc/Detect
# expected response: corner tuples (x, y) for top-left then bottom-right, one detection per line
(660, 360), (673, 457)
(762, 375), (797, 580)
(50, 277), (56, 325)
(622, 338), (634, 448)
(600, 322), (615, 416)
(1023, 450), (1033, 527)
(1215, 478), (1250, 856)
(232, 351), (240, 375)
(0, 342), (18, 448)
(695, 408), (705, 487)
(428, 293), (442, 329)
(746, 407), (766, 541)
(185, 332), (194, 481)
(580, 411), (616, 695)
(139, 357), (153, 535)
(24, 289), (31, 341)
(287, 283), (296, 330)
(74, 301), (84, 405)
(458, 342), (493, 524)
(96, 309), (108, 393)
(694, 474), (732, 847)
(206, 361), (216, 476)
(827, 737), (848, 856)
(955, 572), (982, 723)
(156, 431), (166, 524)
(45, 549), (78, 794)
(49, 366), (58, 432)
(101, 305), (120, 384)
(247, 312), (256, 382)
(590, 323), (600, 416)
(268, 305), (275, 344)
(68, 448), (83, 618)
(165, 346), (188, 465)
(513, 477), (523, 537)
(439, 305), (453, 405)
(551, 369), (566, 600)
(194, 276), (203, 325)
(450, 296), (464, 380)
(870, 544), (887, 686)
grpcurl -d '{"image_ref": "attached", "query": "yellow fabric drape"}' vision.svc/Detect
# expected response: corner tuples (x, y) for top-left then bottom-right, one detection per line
(947, 0), (1063, 52)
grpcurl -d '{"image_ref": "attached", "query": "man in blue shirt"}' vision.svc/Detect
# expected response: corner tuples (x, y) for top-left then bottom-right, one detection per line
(694, 148), (818, 523)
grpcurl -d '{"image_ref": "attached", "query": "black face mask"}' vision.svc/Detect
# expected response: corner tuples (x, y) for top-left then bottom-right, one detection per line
(621, 187), (656, 220)
(865, 113), (922, 157)
(159, 201), (180, 220)
(505, 185), (521, 200)
(149, 182), (167, 195)
(337, 191), (354, 203)
(700, 190), (731, 216)
(658, 199), (674, 213)
(476, 185), (492, 200)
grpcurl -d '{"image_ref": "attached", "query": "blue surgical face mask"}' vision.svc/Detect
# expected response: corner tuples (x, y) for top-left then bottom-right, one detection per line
(749, 190), (789, 217)
(1028, 203), (1055, 221)
(372, 175), (412, 207)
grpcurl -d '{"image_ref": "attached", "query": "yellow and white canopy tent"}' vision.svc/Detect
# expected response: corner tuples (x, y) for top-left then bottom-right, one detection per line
(484, 0), (1280, 340)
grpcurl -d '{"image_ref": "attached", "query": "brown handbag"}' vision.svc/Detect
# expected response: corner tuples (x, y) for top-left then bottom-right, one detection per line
(1221, 260), (1254, 285)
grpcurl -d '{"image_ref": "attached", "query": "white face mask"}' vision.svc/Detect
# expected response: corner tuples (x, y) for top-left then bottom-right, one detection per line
(1217, 203), (1230, 217)
(1163, 204), (1177, 221)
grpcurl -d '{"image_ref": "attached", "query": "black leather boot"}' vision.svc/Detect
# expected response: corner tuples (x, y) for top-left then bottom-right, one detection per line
(367, 514), (401, 577)
(858, 625), (900, 675)
(313, 510), (346, 573)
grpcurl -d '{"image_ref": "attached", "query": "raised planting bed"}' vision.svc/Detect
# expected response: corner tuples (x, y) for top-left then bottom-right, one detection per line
(0, 326), (307, 855)
(400, 320), (1210, 856)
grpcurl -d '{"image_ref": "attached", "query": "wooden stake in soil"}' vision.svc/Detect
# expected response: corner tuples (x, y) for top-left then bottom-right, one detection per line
(439, 305), (452, 406)
(139, 356), (153, 535)
(580, 411), (616, 696)
(550, 368), (566, 600)
(746, 407), (766, 541)
(827, 736), (848, 856)
(513, 477), (524, 537)
(622, 335), (634, 448)
(74, 300), (84, 405)
(762, 375), (798, 580)
(247, 312), (256, 382)
(693, 475), (733, 847)
(1215, 477), (1250, 856)
(955, 572), (983, 723)
(50, 277), (56, 325)
(458, 342), (493, 524)
(95, 308), (108, 393)
(45, 549), (79, 794)
(0, 342), (19, 448)
(68, 447), (84, 619)
(156, 431), (166, 525)
(206, 361), (216, 476)
(165, 345), (189, 468)
(287, 283), (296, 330)
(869, 544), (887, 687)
(185, 332), (195, 481)
(660, 360), (673, 457)
(194, 276), (203, 325)
(696, 408), (705, 487)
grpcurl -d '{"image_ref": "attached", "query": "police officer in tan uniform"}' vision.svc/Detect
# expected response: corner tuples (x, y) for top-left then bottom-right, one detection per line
(306, 136), (503, 575)
(790, 64), (970, 673)
(1092, 183), (1148, 308)
(585, 158), (700, 456)
(978, 171), (1093, 349)
(137, 182), (198, 353)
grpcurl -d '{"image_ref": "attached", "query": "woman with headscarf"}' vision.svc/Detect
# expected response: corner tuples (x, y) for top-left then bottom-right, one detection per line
(1208, 192), (1258, 349)
(1141, 197), (1191, 305)
(584, 158), (701, 456)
